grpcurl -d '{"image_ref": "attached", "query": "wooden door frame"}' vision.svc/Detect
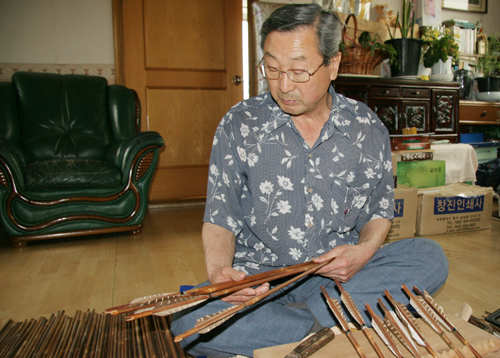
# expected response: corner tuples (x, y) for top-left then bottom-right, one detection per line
(112, 0), (125, 86)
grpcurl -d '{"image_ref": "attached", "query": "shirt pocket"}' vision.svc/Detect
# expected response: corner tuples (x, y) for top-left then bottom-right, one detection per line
(336, 184), (370, 233)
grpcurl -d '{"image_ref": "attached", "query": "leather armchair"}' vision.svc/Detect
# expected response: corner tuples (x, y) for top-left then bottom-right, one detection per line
(0, 72), (164, 247)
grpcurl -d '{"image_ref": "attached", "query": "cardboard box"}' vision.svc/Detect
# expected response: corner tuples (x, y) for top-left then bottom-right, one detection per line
(416, 183), (493, 236)
(396, 160), (446, 188)
(386, 186), (418, 240)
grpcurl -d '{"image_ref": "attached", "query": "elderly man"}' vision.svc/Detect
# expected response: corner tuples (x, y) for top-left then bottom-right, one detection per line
(171, 4), (448, 357)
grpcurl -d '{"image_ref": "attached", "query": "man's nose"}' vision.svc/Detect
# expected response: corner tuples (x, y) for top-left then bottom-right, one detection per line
(278, 72), (293, 93)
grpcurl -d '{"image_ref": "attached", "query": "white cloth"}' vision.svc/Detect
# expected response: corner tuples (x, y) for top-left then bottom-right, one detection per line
(431, 143), (478, 184)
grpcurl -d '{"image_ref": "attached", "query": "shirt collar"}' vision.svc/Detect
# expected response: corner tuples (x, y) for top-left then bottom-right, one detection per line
(263, 85), (354, 140)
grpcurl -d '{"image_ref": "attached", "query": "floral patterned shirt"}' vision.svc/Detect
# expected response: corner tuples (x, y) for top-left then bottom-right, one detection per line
(204, 86), (394, 275)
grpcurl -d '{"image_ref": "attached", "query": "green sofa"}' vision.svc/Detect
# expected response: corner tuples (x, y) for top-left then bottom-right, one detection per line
(0, 72), (164, 247)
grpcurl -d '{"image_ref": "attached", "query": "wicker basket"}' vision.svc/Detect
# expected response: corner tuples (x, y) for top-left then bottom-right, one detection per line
(338, 14), (388, 75)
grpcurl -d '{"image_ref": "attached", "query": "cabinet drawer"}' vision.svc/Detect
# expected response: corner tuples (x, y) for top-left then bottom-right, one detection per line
(402, 88), (430, 98)
(371, 87), (399, 97)
(460, 102), (500, 124)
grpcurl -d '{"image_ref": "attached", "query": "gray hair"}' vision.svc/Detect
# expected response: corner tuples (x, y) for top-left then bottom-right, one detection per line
(260, 4), (342, 66)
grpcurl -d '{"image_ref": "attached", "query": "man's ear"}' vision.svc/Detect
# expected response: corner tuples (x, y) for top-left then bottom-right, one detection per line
(329, 52), (342, 81)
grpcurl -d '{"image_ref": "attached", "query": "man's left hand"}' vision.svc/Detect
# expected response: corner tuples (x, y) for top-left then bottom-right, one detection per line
(312, 243), (375, 282)
(312, 218), (391, 282)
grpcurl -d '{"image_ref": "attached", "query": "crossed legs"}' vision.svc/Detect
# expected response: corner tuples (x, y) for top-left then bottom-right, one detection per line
(170, 238), (449, 357)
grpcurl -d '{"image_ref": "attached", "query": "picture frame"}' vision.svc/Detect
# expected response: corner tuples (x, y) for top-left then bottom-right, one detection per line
(443, 0), (487, 13)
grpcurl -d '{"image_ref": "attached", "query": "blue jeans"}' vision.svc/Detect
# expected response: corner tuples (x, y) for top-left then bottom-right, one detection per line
(171, 238), (449, 357)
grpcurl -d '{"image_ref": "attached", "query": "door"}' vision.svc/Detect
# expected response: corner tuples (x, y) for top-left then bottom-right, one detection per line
(114, 0), (243, 202)
(402, 100), (429, 133)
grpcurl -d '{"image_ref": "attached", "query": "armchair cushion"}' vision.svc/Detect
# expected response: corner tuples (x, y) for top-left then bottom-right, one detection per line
(25, 159), (121, 190)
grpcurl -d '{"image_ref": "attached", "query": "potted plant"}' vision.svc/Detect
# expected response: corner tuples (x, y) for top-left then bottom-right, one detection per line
(338, 14), (397, 75)
(475, 32), (500, 98)
(421, 27), (459, 68)
(385, 0), (423, 77)
(421, 27), (459, 81)
(339, 30), (397, 75)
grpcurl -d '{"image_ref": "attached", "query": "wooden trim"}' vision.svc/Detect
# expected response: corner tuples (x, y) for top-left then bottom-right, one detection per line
(112, 0), (125, 85)
(225, 0), (244, 109)
(248, 0), (258, 98)
(460, 120), (500, 125)
(9, 225), (143, 247)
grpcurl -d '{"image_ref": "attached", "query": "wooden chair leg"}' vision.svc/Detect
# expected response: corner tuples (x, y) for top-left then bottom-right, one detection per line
(11, 241), (27, 248)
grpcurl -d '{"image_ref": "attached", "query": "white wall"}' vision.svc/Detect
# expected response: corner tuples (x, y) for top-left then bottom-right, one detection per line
(0, 0), (114, 64)
(370, 0), (500, 34)
(1, 0), (498, 67)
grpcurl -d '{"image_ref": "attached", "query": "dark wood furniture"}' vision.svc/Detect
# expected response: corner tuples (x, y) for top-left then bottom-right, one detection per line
(333, 76), (461, 142)
(459, 100), (500, 126)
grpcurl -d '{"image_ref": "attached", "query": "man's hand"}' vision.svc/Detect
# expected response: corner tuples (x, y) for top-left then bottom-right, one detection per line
(312, 243), (375, 282)
(312, 218), (392, 282)
(210, 266), (270, 305)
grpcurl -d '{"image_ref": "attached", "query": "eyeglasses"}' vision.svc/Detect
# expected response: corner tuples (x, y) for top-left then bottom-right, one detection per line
(258, 59), (324, 83)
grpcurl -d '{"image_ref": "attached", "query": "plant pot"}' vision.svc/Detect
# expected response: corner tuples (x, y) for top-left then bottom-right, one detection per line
(430, 57), (454, 81)
(476, 77), (500, 92)
(385, 38), (422, 77)
(476, 77), (500, 102)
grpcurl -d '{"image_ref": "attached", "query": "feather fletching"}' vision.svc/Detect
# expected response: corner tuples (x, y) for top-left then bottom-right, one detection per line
(366, 304), (403, 358)
(341, 291), (366, 325)
(152, 296), (208, 317)
(372, 318), (398, 357)
(416, 296), (450, 330)
(335, 280), (366, 326)
(379, 298), (420, 357)
(328, 298), (350, 331)
(395, 302), (426, 346)
(385, 312), (420, 358)
(130, 292), (180, 304)
(194, 305), (243, 334)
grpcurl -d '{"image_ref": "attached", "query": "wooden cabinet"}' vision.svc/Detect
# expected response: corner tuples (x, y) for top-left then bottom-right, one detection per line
(333, 76), (460, 142)
(459, 100), (500, 125)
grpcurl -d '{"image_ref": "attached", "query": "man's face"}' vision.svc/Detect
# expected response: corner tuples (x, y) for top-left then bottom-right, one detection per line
(262, 26), (341, 118)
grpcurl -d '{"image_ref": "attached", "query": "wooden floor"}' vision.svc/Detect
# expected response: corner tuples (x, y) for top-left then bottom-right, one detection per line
(1, 204), (499, 332)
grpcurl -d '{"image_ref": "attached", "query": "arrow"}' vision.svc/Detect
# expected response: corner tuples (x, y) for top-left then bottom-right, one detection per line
(335, 280), (386, 358)
(413, 286), (483, 358)
(378, 298), (421, 358)
(366, 303), (405, 358)
(383, 290), (438, 358)
(106, 260), (320, 316)
(321, 286), (367, 358)
(402, 284), (466, 358)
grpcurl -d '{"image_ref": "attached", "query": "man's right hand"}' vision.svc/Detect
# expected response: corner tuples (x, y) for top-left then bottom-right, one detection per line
(210, 266), (270, 305)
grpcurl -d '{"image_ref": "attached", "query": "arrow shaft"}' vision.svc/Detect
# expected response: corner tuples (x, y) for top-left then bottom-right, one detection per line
(174, 259), (334, 342)
(362, 327), (387, 358)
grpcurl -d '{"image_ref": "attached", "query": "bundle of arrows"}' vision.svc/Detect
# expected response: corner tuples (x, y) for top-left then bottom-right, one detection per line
(105, 263), (483, 357)
(105, 259), (333, 342)
(323, 283), (483, 358)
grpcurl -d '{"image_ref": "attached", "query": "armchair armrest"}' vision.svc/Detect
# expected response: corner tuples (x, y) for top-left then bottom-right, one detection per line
(0, 140), (28, 190)
(105, 131), (164, 184)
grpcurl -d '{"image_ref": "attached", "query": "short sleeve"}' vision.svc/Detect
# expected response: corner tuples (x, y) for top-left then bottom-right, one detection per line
(203, 117), (246, 236)
(355, 112), (395, 232)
